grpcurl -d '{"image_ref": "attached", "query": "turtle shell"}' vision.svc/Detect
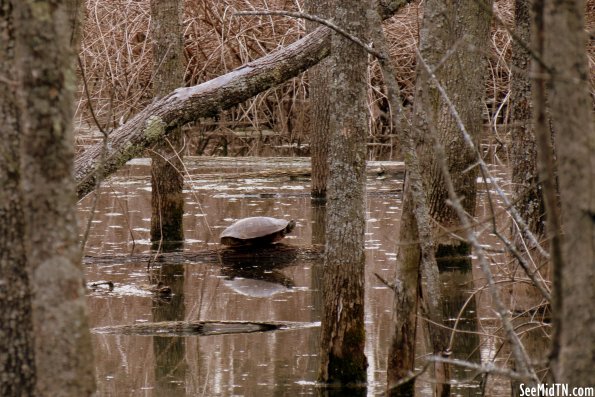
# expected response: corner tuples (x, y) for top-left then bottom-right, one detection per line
(220, 217), (296, 246)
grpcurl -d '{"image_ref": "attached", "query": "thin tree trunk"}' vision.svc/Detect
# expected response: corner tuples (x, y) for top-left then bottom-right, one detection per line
(508, 0), (550, 312)
(0, 2), (36, 395)
(318, 0), (369, 385)
(306, 0), (333, 200)
(15, 1), (96, 395)
(530, 1), (564, 380)
(150, 0), (185, 248)
(510, 0), (546, 248)
(542, 0), (595, 385)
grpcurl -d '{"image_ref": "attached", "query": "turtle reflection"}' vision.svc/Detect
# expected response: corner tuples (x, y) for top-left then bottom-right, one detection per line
(219, 250), (298, 298)
(221, 267), (295, 298)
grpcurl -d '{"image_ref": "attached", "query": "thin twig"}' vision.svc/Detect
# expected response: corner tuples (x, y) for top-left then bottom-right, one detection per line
(479, 167), (551, 302)
(77, 54), (106, 135)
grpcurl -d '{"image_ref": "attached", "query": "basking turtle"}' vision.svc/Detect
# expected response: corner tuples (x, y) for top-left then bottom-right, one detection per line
(220, 217), (296, 246)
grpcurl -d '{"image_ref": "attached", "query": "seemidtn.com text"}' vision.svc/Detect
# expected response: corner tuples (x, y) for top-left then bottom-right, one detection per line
(519, 384), (595, 397)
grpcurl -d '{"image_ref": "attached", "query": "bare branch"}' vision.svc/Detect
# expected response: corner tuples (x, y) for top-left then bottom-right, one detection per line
(427, 356), (533, 382)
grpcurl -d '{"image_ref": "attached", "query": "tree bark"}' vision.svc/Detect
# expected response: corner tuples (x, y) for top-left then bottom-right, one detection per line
(387, 186), (420, 396)
(510, 0), (546, 247)
(507, 0), (551, 314)
(74, 1), (412, 200)
(306, 0), (333, 200)
(318, 0), (370, 385)
(14, 0), (96, 395)
(414, 0), (493, 255)
(150, 0), (185, 247)
(543, 0), (595, 385)
(0, 2), (36, 395)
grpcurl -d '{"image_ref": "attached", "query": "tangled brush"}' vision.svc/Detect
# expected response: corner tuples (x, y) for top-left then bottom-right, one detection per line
(75, 0), (594, 158)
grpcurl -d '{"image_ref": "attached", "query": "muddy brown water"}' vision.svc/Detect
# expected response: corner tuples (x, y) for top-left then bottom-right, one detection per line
(78, 157), (548, 396)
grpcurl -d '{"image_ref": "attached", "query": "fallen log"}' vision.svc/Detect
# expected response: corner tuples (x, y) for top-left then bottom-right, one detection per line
(83, 244), (323, 267)
(93, 320), (320, 336)
(121, 156), (404, 181)
(74, 2), (411, 199)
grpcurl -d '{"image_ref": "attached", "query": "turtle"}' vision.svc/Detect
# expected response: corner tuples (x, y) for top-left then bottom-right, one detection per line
(220, 217), (296, 246)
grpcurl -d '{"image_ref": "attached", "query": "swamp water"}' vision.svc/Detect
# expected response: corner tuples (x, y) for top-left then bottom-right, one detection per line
(78, 157), (548, 396)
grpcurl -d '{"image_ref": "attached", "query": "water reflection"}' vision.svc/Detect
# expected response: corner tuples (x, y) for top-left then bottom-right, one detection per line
(81, 158), (547, 396)
(221, 266), (295, 298)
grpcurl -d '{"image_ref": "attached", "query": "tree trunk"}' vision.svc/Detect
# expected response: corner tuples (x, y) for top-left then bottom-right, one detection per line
(510, 0), (546, 245)
(508, 0), (550, 312)
(543, 0), (595, 385)
(150, 0), (185, 248)
(414, 0), (493, 256)
(306, 0), (333, 200)
(74, 2), (412, 200)
(0, 2), (36, 395)
(365, 7), (447, 393)
(14, 1), (96, 395)
(318, 0), (369, 386)
(387, 186), (419, 396)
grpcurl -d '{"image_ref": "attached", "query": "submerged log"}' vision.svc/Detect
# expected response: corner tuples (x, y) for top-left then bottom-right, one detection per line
(93, 320), (320, 336)
(185, 156), (405, 180)
(83, 244), (323, 267)
(74, 2), (411, 199)
(107, 156), (404, 186)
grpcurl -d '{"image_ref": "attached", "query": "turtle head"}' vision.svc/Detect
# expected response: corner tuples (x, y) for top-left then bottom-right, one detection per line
(286, 220), (296, 233)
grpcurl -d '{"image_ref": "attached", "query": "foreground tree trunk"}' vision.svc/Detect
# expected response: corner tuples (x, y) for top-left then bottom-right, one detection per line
(543, 0), (595, 385)
(318, 0), (369, 386)
(150, 0), (185, 249)
(0, 2), (36, 394)
(414, 0), (493, 256)
(15, 0), (96, 395)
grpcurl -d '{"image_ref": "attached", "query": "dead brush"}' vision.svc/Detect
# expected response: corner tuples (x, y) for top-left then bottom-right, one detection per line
(75, 0), (595, 159)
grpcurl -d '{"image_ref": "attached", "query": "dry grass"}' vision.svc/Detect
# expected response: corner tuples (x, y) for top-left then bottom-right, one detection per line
(75, 0), (595, 158)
